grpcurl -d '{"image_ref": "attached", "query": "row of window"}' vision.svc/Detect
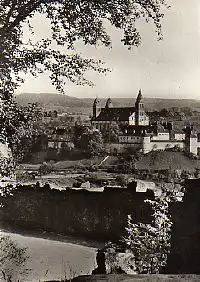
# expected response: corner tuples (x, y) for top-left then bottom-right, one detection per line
(119, 136), (142, 141)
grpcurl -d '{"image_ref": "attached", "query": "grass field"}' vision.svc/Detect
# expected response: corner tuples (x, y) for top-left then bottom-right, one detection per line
(135, 151), (200, 171)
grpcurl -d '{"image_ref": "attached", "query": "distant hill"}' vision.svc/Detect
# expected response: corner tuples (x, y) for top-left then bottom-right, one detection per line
(15, 93), (200, 114)
(15, 93), (92, 114)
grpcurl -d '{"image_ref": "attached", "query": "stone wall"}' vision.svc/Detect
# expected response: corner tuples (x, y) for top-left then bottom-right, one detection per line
(104, 143), (142, 154)
(0, 184), (154, 241)
(143, 136), (184, 154)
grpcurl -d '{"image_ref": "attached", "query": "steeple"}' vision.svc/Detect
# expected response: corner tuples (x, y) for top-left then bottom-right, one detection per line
(105, 98), (113, 108)
(93, 97), (100, 118)
(135, 89), (145, 126)
(135, 89), (144, 109)
(135, 89), (143, 104)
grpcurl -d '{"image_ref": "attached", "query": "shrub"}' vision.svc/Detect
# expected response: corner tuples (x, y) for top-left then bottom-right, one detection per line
(38, 162), (53, 175)
(103, 193), (173, 274)
(0, 235), (30, 281)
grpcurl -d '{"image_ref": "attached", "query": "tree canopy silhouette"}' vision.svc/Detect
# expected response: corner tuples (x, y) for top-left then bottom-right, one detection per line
(0, 0), (169, 97)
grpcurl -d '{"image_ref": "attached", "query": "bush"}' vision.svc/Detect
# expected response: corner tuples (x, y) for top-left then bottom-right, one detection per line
(45, 148), (60, 162)
(16, 171), (35, 182)
(115, 175), (128, 187)
(103, 193), (173, 274)
(0, 235), (30, 281)
(38, 162), (53, 175)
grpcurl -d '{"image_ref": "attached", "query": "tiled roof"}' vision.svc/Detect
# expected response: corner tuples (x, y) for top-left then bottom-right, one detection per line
(93, 107), (135, 122)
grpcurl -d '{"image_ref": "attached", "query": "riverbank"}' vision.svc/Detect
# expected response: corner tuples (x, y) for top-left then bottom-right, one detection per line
(0, 222), (104, 249)
(0, 230), (97, 282)
(70, 274), (200, 281)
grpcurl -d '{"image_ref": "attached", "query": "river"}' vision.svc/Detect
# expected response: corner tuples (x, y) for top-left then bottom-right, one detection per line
(0, 230), (97, 282)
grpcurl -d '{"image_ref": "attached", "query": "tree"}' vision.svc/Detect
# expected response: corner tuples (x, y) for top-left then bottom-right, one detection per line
(0, 101), (43, 175)
(0, 0), (168, 96)
(38, 162), (53, 175)
(160, 108), (170, 118)
(78, 127), (104, 157)
(88, 129), (104, 157)
(122, 194), (172, 274)
(0, 235), (29, 281)
(0, 0), (169, 172)
(103, 192), (173, 275)
(102, 122), (121, 143)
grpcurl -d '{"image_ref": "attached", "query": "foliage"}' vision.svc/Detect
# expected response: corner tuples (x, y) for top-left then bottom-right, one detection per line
(38, 162), (53, 175)
(103, 243), (136, 274)
(75, 126), (104, 157)
(102, 122), (121, 143)
(0, 0), (168, 96)
(0, 0), (169, 175)
(122, 194), (173, 274)
(0, 235), (29, 282)
(148, 106), (193, 123)
(115, 175), (128, 187)
(58, 142), (75, 160)
(103, 192), (173, 275)
(0, 100), (43, 175)
(87, 130), (104, 157)
(16, 171), (35, 182)
(116, 153), (140, 173)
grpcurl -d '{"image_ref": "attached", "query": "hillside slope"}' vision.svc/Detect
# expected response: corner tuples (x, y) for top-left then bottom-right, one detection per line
(15, 93), (200, 113)
(136, 151), (200, 171)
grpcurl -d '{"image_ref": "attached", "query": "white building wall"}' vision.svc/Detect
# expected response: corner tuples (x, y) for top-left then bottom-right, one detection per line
(150, 141), (184, 151)
(143, 136), (184, 154)
(138, 113), (149, 126)
(174, 133), (185, 140)
(128, 113), (136, 125)
(189, 137), (198, 155)
(151, 133), (170, 141)
(143, 136), (151, 154)
(119, 133), (200, 156)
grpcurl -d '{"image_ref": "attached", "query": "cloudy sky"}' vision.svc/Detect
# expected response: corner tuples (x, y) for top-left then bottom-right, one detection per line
(16, 0), (200, 99)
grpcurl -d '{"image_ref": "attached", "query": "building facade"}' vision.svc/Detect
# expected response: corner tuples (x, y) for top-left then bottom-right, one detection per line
(91, 90), (149, 130)
(91, 92), (200, 156)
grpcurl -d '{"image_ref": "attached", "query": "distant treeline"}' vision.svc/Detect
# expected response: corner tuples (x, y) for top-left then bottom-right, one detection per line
(15, 93), (200, 113)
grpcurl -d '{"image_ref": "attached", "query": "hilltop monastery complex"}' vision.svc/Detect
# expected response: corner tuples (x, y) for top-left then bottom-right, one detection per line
(91, 90), (200, 156)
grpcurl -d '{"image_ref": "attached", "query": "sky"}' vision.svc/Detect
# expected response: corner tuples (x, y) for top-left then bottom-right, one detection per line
(15, 0), (200, 100)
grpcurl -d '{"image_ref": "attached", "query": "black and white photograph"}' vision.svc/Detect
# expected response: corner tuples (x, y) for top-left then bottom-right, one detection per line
(1, 0), (200, 281)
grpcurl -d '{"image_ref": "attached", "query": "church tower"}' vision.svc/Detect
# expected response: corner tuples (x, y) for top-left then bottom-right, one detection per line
(105, 98), (113, 109)
(93, 98), (101, 119)
(135, 89), (145, 125)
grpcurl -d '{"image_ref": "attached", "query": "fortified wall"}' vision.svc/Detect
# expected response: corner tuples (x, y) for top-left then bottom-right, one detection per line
(142, 135), (185, 154)
(118, 132), (200, 155)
